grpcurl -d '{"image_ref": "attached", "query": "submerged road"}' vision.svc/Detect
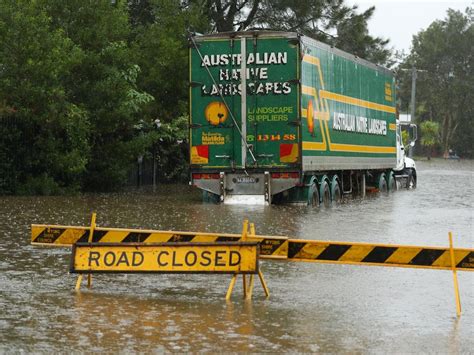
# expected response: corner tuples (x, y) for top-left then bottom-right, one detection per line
(0, 159), (473, 352)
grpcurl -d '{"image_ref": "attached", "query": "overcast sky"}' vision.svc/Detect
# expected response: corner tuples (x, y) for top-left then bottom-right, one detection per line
(346, 0), (472, 53)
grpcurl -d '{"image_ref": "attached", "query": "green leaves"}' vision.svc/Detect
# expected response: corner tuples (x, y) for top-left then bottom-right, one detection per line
(420, 120), (440, 160)
(198, 0), (391, 64)
(0, 1), (158, 194)
(420, 121), (439, 148)
(0, 1), (89, 194)
(399, 7), (473, 158)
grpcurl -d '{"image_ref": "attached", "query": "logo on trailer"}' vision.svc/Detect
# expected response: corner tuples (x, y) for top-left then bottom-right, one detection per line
(205, 101), (228, 126)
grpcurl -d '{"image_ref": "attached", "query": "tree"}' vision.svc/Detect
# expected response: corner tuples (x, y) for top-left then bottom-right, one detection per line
(0, 0), (89, 194)
(188, 0), (391, 64)
(420, 121), (439, 160)
(130, 0), (208, 182)
(398, 8), (473, 158)
(128, 0), (156, 28)
(43, 0), (154, 191)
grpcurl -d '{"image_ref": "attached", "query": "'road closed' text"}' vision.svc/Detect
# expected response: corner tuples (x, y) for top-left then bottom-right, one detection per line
(71, 243), (258, 274)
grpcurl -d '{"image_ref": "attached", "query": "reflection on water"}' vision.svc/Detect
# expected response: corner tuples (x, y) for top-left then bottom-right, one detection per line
(1, 160), (473, 352)
(68, 292), (260, 352)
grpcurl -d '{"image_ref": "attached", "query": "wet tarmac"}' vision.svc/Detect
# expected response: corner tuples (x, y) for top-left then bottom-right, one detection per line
(0, 159), (473, 352)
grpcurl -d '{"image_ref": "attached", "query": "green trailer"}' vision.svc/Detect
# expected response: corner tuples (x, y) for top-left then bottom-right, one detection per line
(189, 31), (417, 205)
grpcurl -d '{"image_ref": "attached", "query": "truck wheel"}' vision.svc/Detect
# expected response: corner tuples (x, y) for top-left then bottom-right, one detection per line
(308, 183), (320, 208)
(388, 172), (396, 192)
(378, 173), (388, 193)
(272, 192), (283, 204)
(331, 181), (342, 204)
(320, 181), (331, 207)
(202, 190), (219, 203)
(406, 169), (417, 189)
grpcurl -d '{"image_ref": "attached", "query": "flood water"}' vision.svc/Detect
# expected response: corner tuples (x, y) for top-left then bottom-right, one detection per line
(1, 159), (473, 352)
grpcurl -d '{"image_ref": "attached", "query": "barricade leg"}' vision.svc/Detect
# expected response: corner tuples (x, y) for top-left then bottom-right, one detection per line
(75, 275), (83, 291)
(249, 222), (269, 298)
(449, 232), (462, 317)
(75, 212), (96, 291)
(226, 274), (238, 300)
(242, 274), (247, 298)
(246, 274), (255, 300)
(258, 270), (270, 298)
(226, 220), (270, 300)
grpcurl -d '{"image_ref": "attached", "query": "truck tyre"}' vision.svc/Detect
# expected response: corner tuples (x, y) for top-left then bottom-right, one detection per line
(308, 183), (320, 208)
(202, 190), (219, 203)
(406, 169), (417, 189)
(272, 192), (283, 204)
(320, 180), (331, 207)
(378, 173), (388, 193)
(388, 172), (396, 192)
(331, 179), (342, 204)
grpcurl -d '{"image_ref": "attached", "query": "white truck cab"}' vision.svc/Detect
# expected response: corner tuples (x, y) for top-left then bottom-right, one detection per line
(394, 121), (417, 189)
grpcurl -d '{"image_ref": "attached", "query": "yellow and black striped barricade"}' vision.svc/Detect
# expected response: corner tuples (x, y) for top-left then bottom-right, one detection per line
(286, 236), (472, 317)
(286, 239), (474, 271)
(31, 224), (474, 271)
(31, 224), (289, 260)
(32, 219), (473, 314)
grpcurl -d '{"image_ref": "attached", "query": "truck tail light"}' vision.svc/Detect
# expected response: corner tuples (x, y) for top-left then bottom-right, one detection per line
(271, 172), (299, 179)
(193, 173), (220, 180)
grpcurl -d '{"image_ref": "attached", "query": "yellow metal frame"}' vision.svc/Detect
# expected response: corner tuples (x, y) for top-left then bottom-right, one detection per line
(226, 220), (270, 300)
(449, 232), (462, 317)
(75, 212), (96, 291)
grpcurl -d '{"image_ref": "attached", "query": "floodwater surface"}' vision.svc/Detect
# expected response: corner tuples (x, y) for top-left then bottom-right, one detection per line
(0, 160), (473, 352)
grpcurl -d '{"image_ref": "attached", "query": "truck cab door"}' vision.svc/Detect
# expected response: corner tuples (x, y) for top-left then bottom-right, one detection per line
(395, 123), (405, 171)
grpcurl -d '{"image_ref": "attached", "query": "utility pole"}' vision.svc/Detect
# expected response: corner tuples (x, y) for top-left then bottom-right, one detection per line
(401, 66), (425, 157)
(409, 67), (417, 158)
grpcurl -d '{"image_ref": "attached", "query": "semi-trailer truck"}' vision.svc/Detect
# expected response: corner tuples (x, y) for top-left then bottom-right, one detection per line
(188, 31), (417, 205)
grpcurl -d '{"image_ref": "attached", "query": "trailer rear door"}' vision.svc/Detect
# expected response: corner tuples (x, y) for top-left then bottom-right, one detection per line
(190, 33), (300, 170)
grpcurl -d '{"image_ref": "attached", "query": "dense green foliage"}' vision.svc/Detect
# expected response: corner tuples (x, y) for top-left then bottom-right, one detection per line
(0, 0), (412, 194)
(198, 0), (391, 64)
(420, 121), (440, 159)
(398, 8), (473, 158)
(0, 0), (88, 194)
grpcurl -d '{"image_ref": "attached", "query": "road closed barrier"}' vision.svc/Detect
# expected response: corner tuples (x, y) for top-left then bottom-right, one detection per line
(31, 223), (473, 271)
(31, 214), (473, 315)
(71, 242), (259, 274)
(68, 217), (268, 299)
(287, 239), (474, 271)
(31, 224), (288, 259)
